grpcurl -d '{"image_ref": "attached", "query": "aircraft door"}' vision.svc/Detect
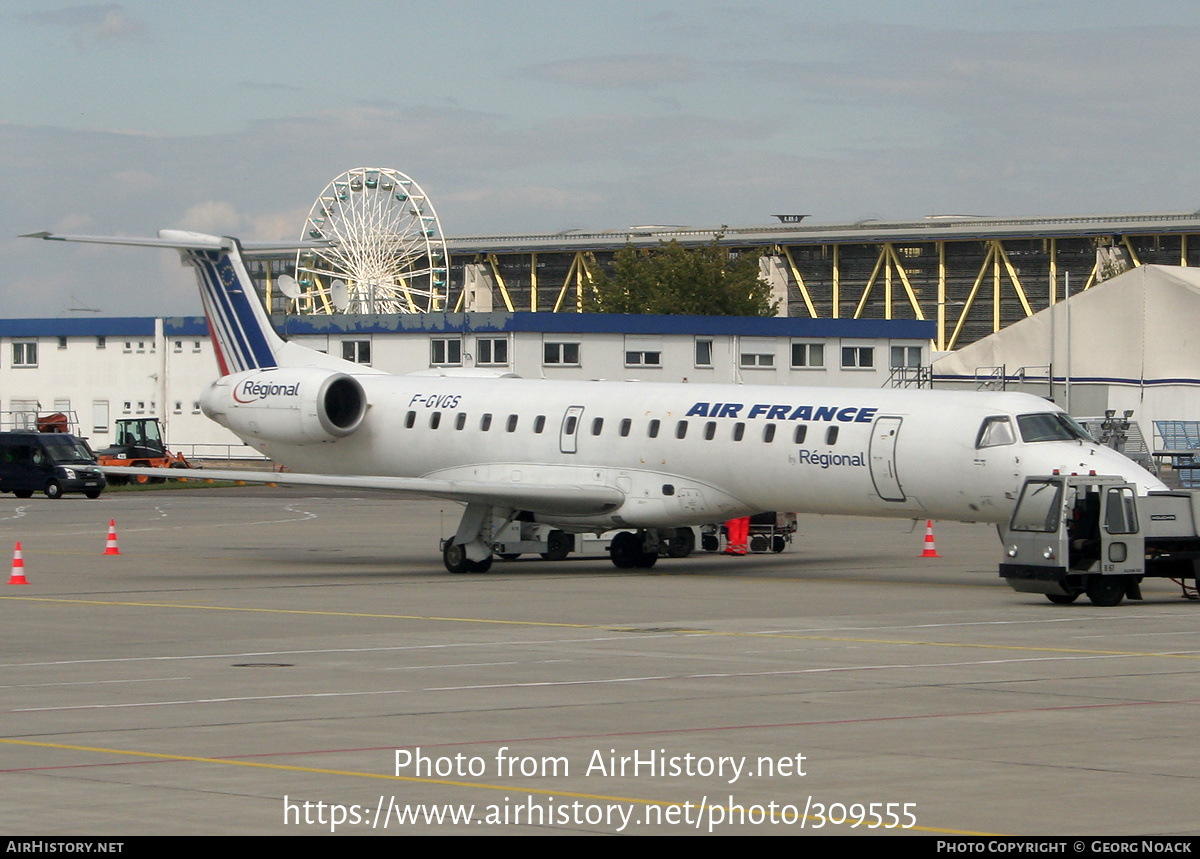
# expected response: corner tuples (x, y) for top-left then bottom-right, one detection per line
(560, 406), (584, 454)
(869, 416), (906, 502)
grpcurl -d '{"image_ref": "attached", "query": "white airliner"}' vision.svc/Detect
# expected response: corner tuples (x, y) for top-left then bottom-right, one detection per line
(26, 229), (1165, 573)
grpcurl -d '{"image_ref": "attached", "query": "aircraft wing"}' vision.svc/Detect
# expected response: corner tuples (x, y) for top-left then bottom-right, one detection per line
(100, 466), (624, 516)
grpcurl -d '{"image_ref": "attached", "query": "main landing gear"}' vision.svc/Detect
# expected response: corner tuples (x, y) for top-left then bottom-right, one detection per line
(609, 530), (658, 569)
(442, 540), (493, 574)
(439, 501), (693, 574)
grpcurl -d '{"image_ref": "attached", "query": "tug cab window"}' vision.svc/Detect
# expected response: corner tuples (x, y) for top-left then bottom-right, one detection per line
(976, 416), (1016, 448)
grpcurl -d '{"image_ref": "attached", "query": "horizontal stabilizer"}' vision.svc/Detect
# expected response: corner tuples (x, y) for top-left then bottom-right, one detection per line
(21, 231), (332, 252)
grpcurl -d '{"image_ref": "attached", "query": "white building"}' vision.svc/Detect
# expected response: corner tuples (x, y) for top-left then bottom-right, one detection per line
(0, 313), (934, 456)
(933, 265), (1200, 442)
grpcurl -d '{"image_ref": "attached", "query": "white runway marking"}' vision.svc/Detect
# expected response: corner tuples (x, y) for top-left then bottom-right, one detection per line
(8, 653), (1155, 713)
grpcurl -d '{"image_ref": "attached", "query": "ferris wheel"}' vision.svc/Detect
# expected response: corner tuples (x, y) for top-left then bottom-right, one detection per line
(286, 168), (448, 314)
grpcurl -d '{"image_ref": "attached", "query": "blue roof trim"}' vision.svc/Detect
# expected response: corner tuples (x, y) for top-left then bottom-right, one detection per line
(0, 313), (932, 341)
(0, 317), (155, 337)
(0, 317), (208, 337)
(934, 374), (1200, 387)
(273, 311), (934, 340)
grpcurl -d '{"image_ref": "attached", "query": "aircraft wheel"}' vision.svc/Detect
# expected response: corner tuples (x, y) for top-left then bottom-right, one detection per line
(610, 531), (643, 569)
(1045, 593), (1079, 605)
(664, 527), (695, 558)
(469, 556), (493, 573)
(44, 480), (62, 500)
(540, 530), (572, 561)
(1086, 576), (1127, 607)
(13, 490), (33, 499)
(443, 541), (472, 574)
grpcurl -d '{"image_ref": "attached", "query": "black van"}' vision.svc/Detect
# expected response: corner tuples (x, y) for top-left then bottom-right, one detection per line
(0, 432), (106, 499)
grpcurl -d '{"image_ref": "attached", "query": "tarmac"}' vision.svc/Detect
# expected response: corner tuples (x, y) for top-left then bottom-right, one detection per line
(0, 485), (1197, 836)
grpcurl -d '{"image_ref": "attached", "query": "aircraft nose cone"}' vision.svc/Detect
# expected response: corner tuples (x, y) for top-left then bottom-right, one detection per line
(1088, 446), (1168, 494)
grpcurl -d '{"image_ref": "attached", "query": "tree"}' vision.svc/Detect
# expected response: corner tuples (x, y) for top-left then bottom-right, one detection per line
(584, 234), (777, 316)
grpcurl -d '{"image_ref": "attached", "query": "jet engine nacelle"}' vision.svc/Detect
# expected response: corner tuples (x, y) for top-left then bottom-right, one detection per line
(201, 367), (367, 444)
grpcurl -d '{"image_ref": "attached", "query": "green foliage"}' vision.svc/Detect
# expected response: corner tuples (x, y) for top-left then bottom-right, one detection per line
(584, 235), (777, 316)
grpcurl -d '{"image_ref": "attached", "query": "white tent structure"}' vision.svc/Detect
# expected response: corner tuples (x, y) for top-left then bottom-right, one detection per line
(933, 265), (1200, 443)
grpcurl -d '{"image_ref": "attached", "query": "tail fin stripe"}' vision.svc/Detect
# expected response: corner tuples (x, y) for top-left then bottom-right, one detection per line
(215, 254), (276, 368)
(195, 255), (257, 373)
(192, 252), (276, 372)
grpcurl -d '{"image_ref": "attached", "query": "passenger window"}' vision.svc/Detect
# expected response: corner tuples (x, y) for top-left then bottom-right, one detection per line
(763, 423), (776, 443)
(506, 414), (518, 432)
(794, 425), (807, 444)
(676, 420), (688, 439)
(704, 421), (716, 440)
(455, 412), (466, 431)
(648, 419), (660, 438)
(404, 411), (416, 429)
(429, 411), (441, 429)
(733, 422), (745, 441)
(564, 416), (577, 435)
(826, 426), (838, 445)
(976, 416), (1016, 448)
(619, 418), (631, 437)
(534, 415), (545, 433)
(592, 417), (604, 436)
(480, 413), (492, 431)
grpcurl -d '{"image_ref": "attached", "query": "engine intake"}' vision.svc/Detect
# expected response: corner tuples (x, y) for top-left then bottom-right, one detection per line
(202, 367), (367, 444)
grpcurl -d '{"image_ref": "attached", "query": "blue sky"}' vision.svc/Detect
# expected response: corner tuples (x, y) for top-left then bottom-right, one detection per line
(4, 1), (1200, 316)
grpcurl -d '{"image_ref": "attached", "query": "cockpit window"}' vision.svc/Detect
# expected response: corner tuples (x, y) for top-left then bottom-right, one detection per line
(1017, 413), (1095, 443)
(976, 416), (1015, 448)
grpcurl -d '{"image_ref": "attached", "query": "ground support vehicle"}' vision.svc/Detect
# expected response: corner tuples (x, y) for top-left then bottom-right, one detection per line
(96, 418), (191, 484)
(0, 432), (106, 499)
(1000, 474), (1200, 606)
(699, 512), (796, 554)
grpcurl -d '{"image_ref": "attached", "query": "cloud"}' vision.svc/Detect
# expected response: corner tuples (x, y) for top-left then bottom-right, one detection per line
(18, 3), (145, 50)
(176, 201), (244, 235)
(520, 54), (702, 90)
(238, 80), (304, 94)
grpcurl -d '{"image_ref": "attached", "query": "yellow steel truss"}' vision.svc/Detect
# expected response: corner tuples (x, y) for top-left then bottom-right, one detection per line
(417, 231), (1199, 351)
(850, 243), (926, 322)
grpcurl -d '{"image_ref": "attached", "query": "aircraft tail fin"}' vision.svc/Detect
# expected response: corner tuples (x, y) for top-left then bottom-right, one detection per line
(22, 230), (329, 377)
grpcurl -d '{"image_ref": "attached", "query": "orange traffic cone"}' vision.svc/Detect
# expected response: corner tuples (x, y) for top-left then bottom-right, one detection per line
(920, 520), (940, 558)
(104, 519), (121, 556)
(9, 542), (28, 584)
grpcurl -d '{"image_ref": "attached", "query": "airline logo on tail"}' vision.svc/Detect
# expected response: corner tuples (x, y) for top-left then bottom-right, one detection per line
(189, 247), (278, 376)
